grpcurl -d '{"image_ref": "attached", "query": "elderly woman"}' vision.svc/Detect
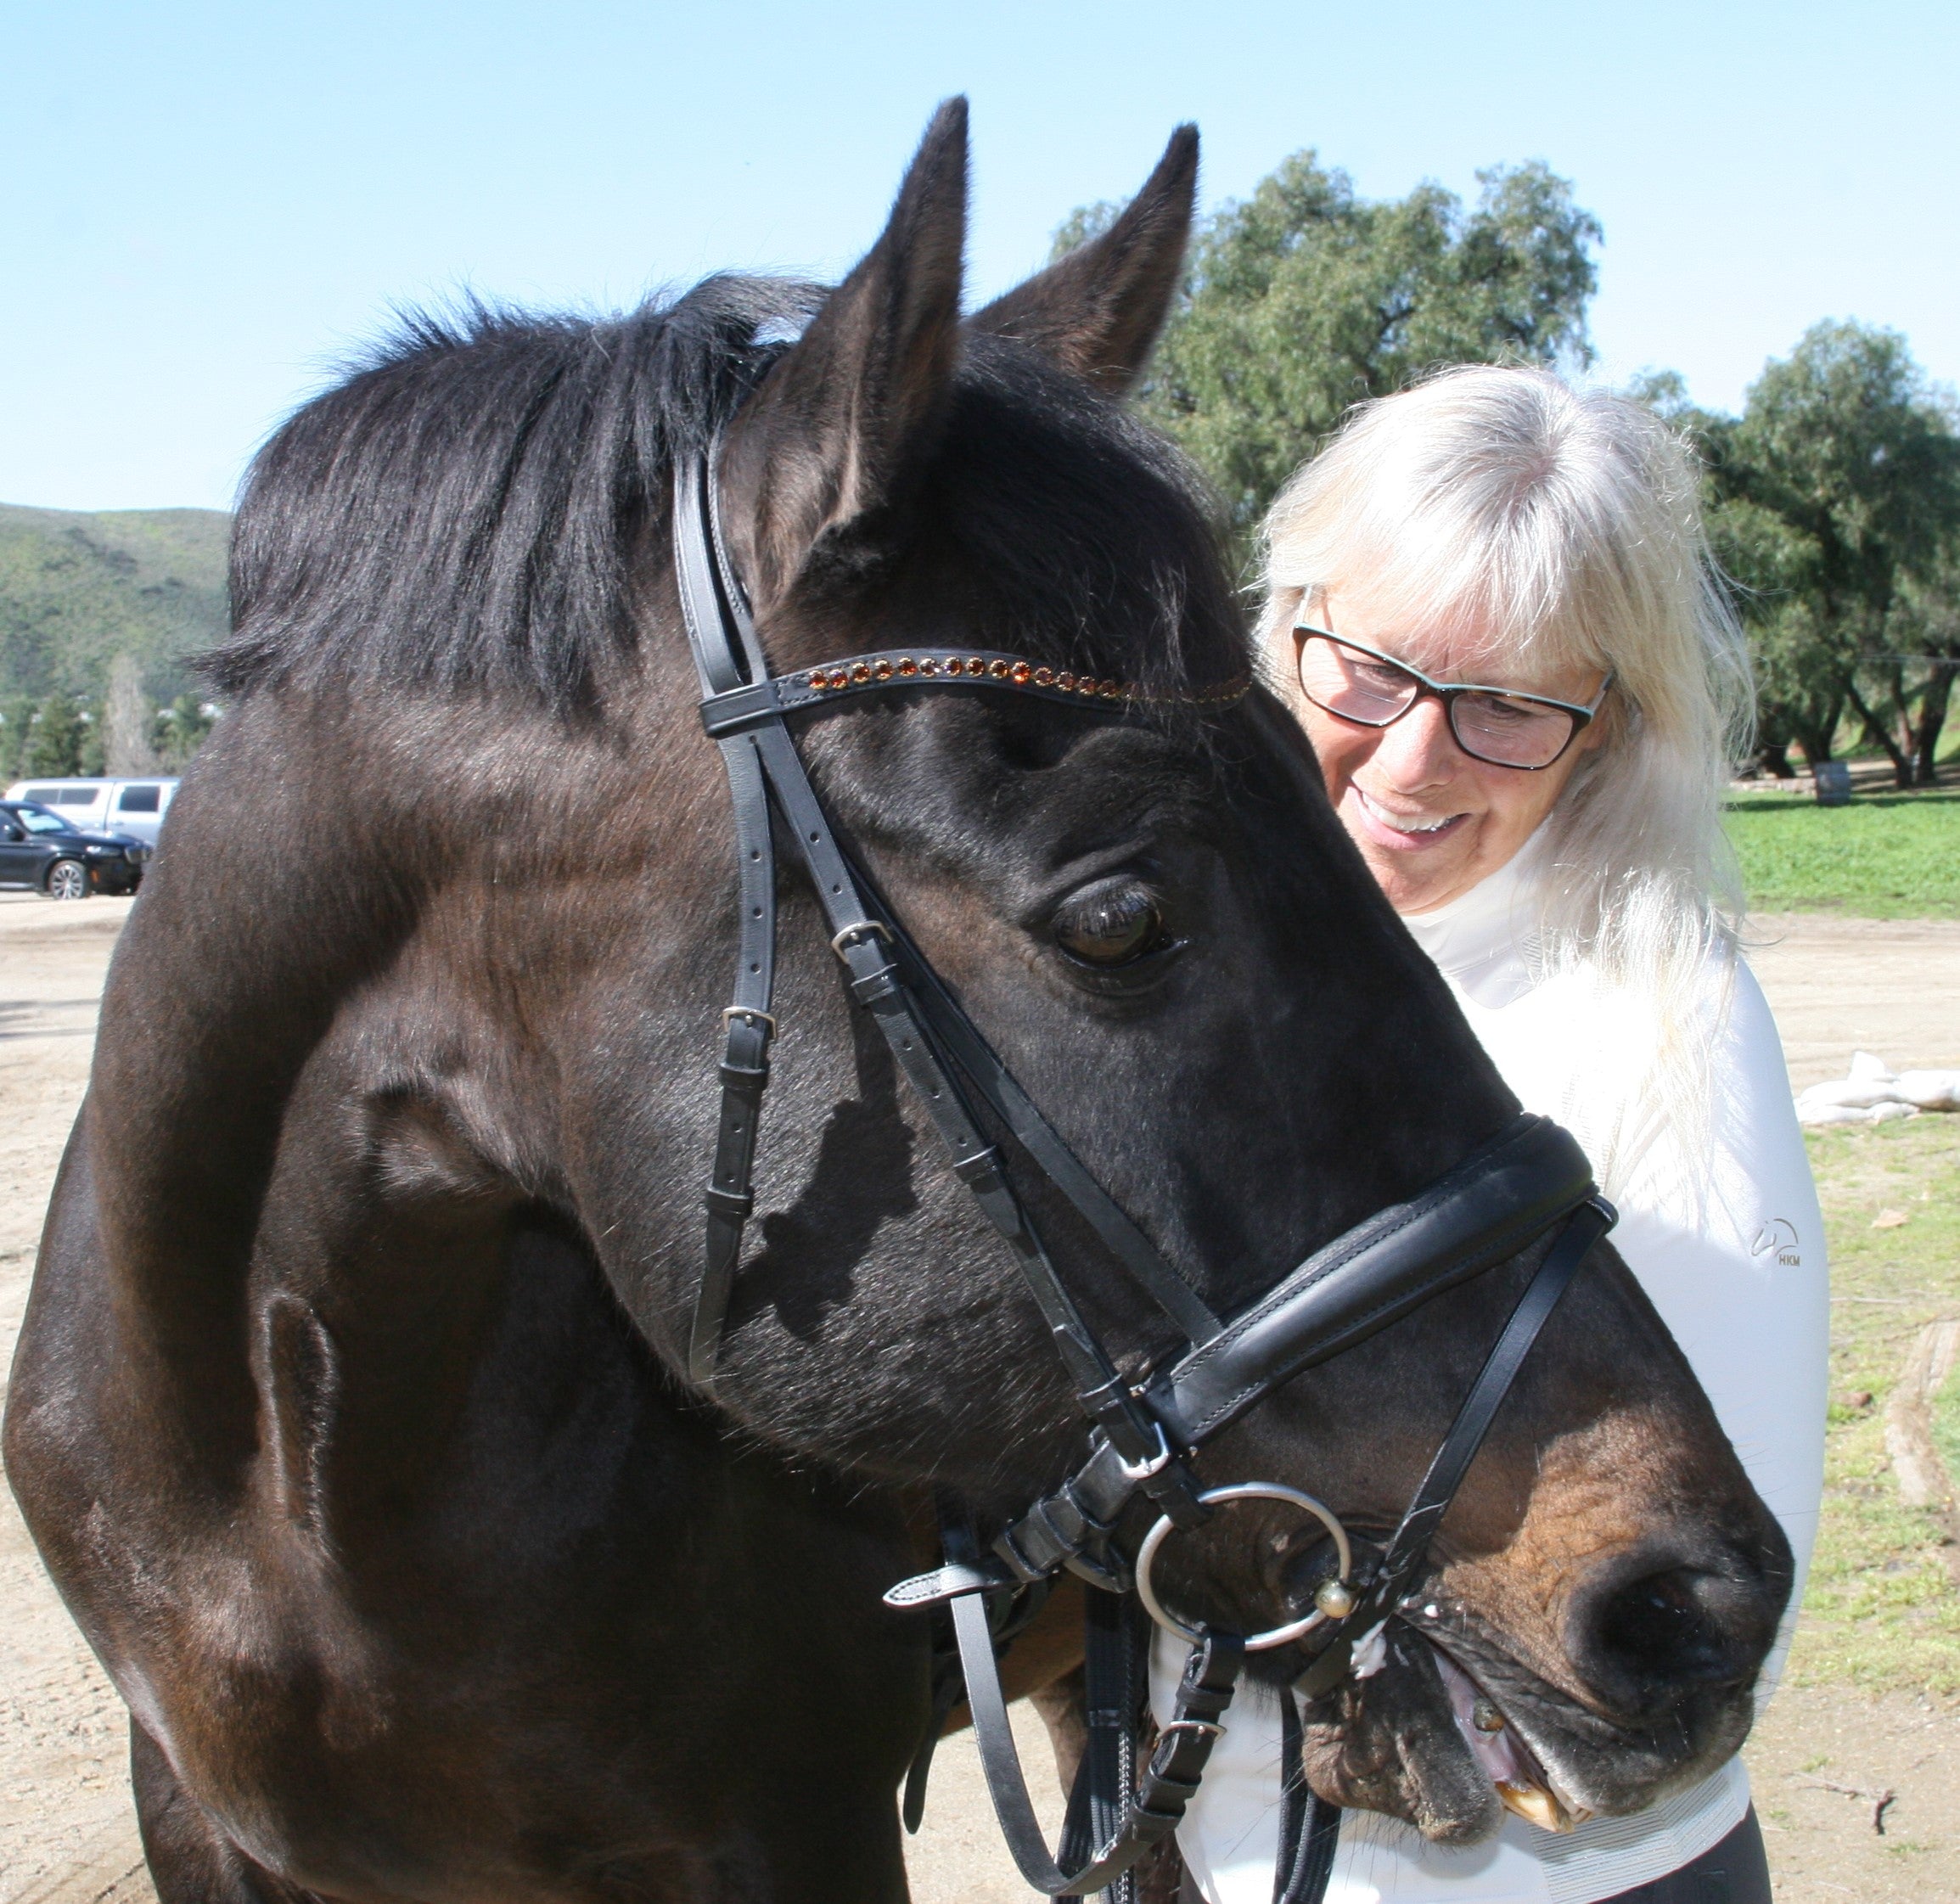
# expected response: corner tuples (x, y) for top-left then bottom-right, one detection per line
(1155, 367), (1828, 1904)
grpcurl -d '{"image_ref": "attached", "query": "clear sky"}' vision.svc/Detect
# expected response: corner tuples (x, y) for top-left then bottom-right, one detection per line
(5, 0), (1955, 513)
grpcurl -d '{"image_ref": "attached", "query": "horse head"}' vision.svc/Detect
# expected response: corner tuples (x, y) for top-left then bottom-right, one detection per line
(95, 101), (1788, 1856)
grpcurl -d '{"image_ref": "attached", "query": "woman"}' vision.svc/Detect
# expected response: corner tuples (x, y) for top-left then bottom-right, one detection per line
(1155, 367), (1828, 1904)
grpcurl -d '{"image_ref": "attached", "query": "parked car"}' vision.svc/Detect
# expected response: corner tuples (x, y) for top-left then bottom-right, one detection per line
(2, 777), (179, 848)
(0, 801), (152, 898)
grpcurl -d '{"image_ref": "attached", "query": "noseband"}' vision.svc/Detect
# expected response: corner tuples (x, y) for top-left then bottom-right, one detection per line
(671, 452), (1613, 1902)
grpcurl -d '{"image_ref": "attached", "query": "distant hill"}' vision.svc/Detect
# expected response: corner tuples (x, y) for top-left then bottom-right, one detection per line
(0, 503), (231, 704)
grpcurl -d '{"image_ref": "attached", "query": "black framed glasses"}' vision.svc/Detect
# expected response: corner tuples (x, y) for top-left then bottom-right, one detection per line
(1292, 627), (1612, 772)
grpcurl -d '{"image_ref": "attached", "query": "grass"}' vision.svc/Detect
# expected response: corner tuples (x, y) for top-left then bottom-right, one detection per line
(1783, 1115), (1960, 1693)
(1723, 786), (1960, 919)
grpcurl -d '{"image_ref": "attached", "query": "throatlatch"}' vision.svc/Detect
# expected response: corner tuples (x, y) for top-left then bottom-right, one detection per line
(672, 447), (1615, 1902)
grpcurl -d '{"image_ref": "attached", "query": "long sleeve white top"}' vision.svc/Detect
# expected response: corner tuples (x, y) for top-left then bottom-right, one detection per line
(1154, 834), (1829, 1904)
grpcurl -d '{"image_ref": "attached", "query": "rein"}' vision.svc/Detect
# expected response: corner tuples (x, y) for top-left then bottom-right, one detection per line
(671, 451), (1614, 1901)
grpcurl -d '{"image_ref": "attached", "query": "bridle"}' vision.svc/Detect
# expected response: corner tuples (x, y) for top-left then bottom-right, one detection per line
(671, 448), (1615, 1902)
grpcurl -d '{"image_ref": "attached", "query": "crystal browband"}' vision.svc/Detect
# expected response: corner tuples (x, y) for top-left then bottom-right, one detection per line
(697, 647), (1252, 739)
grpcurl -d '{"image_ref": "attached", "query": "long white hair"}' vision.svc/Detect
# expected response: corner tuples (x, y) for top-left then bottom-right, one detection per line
(1260, 364), (1754, 1197)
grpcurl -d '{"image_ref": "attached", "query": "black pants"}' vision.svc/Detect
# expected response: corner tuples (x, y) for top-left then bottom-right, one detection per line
(1176, 1805), (1772, 1903)
(1598, 1807), (1772, 1904)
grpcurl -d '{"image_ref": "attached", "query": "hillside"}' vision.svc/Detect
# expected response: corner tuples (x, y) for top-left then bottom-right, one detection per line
(0, 503), (231, 704)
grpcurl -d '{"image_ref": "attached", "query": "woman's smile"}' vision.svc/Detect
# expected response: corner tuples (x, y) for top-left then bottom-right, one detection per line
(1348, 784), (1473, 846)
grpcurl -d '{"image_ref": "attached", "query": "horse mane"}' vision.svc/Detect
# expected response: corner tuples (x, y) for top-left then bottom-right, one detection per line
(211, 275), (1243, 711)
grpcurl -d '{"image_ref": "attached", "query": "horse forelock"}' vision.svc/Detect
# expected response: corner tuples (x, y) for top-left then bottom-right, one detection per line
(207, 283), (1244, 720)
(210, 276), (822, 710)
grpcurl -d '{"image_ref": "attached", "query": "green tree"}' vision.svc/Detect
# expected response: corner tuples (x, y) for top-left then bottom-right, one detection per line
(1070, 154), (1600, 536)
(1710, 496), (1848, 772)
(155, 694), (216, 772)
(25, 693), (83, 776)
(0, 694), (32, 780)
(1712, 323), (1960, 788)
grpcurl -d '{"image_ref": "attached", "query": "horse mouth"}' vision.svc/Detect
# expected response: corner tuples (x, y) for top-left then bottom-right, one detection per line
(1428, 1648), (1592, 1834)
(1300, 1607), (1750, 1845)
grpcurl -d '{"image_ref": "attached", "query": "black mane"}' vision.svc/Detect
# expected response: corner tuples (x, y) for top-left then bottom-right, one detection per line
(213, 276), (1242, 710)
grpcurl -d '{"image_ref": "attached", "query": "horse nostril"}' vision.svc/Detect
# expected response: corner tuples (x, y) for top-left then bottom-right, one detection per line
(1588, 1564), (1761, 1695)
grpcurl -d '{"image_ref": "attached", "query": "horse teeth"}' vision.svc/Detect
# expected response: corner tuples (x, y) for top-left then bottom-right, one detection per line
(1497, 1780), (1579, 1834)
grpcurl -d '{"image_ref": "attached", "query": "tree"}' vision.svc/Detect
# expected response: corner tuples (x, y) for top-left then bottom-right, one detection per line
(0, 694), (32, 781)
(104, 653), (161, 775)
(1708, 496), (1848, 772)
(1065, 154), (1601, 536)
(25, 694), (82, 776)
(1711, 323), (1960, 788)
(156, 694), (216, 772)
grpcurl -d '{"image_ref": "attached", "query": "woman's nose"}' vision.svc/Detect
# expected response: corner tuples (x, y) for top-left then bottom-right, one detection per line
(1372, 697), (1463, 786)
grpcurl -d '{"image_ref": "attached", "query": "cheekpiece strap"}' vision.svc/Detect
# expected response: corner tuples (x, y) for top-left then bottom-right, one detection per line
(1296, 1196), (1615, 1701)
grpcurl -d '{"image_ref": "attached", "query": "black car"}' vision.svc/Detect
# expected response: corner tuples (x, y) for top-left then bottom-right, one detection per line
(0, 800), (151, 898)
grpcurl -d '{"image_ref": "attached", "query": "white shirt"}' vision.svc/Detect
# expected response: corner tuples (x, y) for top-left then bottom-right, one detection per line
(1155, 837), (1828, 1904)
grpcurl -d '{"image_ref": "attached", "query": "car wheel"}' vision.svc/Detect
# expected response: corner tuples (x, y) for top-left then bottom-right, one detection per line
(46, 860), (90, 901)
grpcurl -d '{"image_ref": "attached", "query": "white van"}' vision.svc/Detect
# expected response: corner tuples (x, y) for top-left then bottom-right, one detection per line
(3, 778), (180, 848)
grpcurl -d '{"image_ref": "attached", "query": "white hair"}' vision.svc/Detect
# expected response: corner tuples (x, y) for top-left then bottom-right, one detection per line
(1260, 364), (1754, 1198)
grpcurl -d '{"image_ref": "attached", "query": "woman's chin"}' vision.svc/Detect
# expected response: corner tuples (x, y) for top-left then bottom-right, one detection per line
(1341, 806), (1484, 912)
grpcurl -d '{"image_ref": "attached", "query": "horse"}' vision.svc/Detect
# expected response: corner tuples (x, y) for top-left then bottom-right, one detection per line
(6, 101), (1791, 1904)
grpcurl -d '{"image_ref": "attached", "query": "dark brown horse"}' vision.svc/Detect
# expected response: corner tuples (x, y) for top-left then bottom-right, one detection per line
(7, 103), (1789, 1903)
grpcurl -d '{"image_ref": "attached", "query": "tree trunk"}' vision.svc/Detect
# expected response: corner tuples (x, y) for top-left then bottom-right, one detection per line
(1912, 663), (1958, 786)
(1755, 741), (1796, 779)
(1843, 678), (1913, 789)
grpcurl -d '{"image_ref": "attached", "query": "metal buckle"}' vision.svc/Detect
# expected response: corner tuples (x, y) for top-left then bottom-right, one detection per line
(721, 1006), (778, 1031)
(1133, 1482), (1356, 1653)
(830, 920), (895, 961)
(1115, 1419), (1177, 1485)
(1154, 1717), (1223, 1744)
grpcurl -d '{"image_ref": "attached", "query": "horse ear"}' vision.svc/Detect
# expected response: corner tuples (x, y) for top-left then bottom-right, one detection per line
(720, 98), (968, 608)
(968, 126), (1198, 397)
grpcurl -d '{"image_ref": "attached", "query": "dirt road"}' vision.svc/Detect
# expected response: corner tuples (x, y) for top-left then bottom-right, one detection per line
(3, 897), (1957, 1903)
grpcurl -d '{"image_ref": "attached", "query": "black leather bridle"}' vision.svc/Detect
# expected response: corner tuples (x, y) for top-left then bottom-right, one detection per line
(671, 450), (1615, 1903)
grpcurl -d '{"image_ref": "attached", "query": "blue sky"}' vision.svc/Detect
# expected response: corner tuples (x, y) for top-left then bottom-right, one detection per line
(5, 0), (1955, 513)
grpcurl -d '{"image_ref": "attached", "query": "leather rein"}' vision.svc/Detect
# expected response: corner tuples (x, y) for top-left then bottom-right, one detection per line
(671, 450), (1615, 1901)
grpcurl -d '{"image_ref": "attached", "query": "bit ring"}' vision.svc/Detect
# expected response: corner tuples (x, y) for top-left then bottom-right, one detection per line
(1133, 1482), (1354, 1653)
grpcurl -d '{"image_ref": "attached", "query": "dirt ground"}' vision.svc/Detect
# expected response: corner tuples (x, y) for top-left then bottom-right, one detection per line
(3, 896), (1957, 1904)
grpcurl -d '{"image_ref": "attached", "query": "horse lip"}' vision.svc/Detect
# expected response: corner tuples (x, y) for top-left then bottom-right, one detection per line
(1428, 1644), (1595, 1833)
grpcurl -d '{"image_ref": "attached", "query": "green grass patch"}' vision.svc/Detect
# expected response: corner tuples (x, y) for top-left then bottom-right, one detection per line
(1723, 788), (1960, 918)
(1784, 1115), (1960, 1693)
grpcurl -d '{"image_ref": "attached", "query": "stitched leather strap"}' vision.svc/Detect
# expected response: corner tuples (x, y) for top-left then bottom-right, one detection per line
(1273, 1692), (1343, 1904)
(675, 454), (1194, 1483)
(672, 458), (778, 1384)
(1296, 1198), (1613, 1701)
(1146, 1116), (1594, 1450)
(952, 1580), (1244, 1895)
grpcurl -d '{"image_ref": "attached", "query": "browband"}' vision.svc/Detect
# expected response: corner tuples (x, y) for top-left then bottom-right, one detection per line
(700, 647), (1251, 739)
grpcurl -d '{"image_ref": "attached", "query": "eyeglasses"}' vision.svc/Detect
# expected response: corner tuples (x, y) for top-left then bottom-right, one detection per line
(1292, 627), (1612, 772)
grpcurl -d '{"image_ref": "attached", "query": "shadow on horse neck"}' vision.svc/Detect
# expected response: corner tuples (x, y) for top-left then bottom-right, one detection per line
(6, 102), (1789, 1901)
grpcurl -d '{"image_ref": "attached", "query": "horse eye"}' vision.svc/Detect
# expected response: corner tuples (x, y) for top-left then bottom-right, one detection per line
(1052, 879), (1165, 967)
